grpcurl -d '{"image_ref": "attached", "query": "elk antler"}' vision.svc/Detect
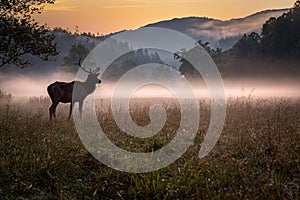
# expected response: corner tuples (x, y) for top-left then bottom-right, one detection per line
(75, 58), (93, 74)
(75, 58), (103, 74)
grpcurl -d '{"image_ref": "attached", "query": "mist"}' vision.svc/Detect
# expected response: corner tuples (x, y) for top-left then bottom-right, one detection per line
(1, 72), (299, 102)
(0, 72), (76, 98)
(186, 10), (286, 40)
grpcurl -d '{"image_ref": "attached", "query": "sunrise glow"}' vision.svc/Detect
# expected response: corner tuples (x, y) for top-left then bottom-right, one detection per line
(34, 0), (295, 34)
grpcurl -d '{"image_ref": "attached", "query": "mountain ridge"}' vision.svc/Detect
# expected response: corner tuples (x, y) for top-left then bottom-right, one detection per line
(145, 8), (289, 49)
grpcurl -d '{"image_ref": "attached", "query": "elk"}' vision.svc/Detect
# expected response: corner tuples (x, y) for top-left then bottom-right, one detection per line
(47, 59), (101, 120)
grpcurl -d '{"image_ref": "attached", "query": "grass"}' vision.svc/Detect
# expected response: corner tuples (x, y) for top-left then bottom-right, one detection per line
(0, 96), (299, 199)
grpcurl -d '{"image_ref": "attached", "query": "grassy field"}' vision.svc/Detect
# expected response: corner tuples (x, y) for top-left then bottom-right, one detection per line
(0, 96), (299, 199)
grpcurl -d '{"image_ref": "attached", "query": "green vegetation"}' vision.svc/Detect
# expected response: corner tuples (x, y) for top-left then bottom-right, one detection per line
(62, 44), (90, 73)
(0, 0), (58, 68)
(178, 0), (300, 78)
(102, 48), (165, 82)
(0, 97), (299, 199)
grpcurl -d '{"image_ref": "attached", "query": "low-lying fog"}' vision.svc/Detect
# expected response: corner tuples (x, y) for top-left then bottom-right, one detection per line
(0, 72), (299, 101)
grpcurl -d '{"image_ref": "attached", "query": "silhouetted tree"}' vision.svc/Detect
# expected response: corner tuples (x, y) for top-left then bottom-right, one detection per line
(261, 0), (300, 59)
(197, 40), (223, 64)
(175, 48), (200, 80)
(62, 44), (90, 73)
(231, 32), (261, 57)
(220, 0), (300, 76)
(177, 41), (224, 79)
(0, 0), (59, 68)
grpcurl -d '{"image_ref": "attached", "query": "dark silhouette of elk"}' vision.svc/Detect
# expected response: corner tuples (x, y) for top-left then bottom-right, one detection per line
(47, 59), (101, 120)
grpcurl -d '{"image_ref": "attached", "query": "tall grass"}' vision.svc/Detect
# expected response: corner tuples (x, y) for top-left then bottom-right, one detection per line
(0, 97), (299, 199)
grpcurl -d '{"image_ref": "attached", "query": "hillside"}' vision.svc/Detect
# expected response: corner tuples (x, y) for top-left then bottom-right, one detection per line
(145, 9), (289, 49)
(0, 8), (289, 75)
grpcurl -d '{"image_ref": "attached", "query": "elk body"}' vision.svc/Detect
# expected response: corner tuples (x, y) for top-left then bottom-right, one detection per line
(47, 60), (101, 120)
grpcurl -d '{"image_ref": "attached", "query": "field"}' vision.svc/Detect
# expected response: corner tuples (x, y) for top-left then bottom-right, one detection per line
(0, 96), (299, 199)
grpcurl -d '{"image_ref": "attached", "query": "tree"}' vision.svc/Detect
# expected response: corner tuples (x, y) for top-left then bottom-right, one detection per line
(176, 41), (224, 79)
(219, 0), (300, 76)
(231, 32), (261, 58)
(261, 0), (300, 59)
(175, 48), (201, 80)
(197, 40), (223, 64)
(62, 44), (90, 73)
(0, 0), (59, 68)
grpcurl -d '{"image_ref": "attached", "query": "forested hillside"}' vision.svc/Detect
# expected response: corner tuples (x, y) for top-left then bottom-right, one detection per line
(178, 1), (300, 79)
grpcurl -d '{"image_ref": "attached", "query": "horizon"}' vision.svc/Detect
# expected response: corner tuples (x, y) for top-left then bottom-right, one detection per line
(34, 0), (295, 35)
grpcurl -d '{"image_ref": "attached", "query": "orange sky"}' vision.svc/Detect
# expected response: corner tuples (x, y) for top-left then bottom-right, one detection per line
(34, 0), (295, 35)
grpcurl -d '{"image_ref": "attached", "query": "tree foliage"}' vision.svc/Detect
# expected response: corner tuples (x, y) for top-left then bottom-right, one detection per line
(0, 0), (59, 68)
(225, 0), (300, 62)
(175, 40), (224, 79)
(62, 44), (90, 73)
(261, 1), (300, 58)
(177, 0), (300, 78)
(228, 0), (300, 74)
(231, 32), (261, 58)
(102, 48), (165, 81)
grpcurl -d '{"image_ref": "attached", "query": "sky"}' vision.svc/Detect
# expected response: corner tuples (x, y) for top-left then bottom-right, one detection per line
(35, 0), (295, 35)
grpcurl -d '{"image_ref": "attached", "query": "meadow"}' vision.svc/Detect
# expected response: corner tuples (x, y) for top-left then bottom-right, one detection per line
(0, 95), (299, 199)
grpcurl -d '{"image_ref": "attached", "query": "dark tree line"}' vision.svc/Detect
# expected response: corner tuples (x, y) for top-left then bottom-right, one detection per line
(102, 48), (165, 82)
(61, 44), (90, 73)
(230, 0), (300, 63)
(179, 0), (300, 78)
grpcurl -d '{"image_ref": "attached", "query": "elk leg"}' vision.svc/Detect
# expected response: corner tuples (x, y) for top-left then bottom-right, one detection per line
(49, 107), (52, 120)
(68, 103), (73, 119)
(49, 102), (59, 120)
(79, 101), (83, 119)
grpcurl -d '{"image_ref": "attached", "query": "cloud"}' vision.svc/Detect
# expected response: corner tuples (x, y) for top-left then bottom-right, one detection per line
(128, 0), (200, 3)
(103, 5), (153, 8)
(45, 6), (78, 11)
(186, 10), (287, 40)
(104, 0), (199, 8)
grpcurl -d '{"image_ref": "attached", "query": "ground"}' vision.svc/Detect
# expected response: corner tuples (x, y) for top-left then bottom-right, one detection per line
(0, 97), (299, 199)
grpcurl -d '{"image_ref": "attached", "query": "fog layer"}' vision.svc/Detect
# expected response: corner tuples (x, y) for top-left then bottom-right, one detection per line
(1, 73), (299, 101)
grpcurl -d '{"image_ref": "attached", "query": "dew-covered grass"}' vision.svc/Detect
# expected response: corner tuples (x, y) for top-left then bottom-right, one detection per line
(0, 96), (299, 199)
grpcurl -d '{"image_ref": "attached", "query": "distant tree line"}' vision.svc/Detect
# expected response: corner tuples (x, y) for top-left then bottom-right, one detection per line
(61, 41), (165, 82)
(178, 0), (300, 78)
(61, 44), (90, 73)
(101, 48), (165, 82)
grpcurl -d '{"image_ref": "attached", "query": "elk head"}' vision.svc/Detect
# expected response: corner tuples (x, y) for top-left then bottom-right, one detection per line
(75, 58), (102, 85)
